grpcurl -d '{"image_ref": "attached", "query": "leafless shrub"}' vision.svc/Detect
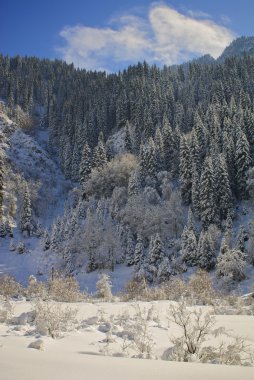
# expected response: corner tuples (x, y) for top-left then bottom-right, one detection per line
(49, 273), (84, 302)
(188, 270), (217, 305)
(164, 300), (254, 365)
(0, 300), (14, 323)
(96, 274), (112, 301)
(0, 274), (21, 299)
(25, 275), (47, 300)
(33, 301), (78, 338)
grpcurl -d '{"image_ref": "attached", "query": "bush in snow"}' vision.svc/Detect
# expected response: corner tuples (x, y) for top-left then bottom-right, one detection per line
(0, 274), (21, 299)
(16, 241), (26, 254)
(188, 269), (217, 305)
(25, 275), (47, 300)
(84, 154), (137, 199)
(49, 273), (84, 302)
(0, 300), (14, 323)
(164, 299), (253, 365)
(96, 274), (112, 300)
(162, 277), (187, 301)
(216, 248), (247, 283)
(33, 301), (78, 338)
(122, 277), (148, 301)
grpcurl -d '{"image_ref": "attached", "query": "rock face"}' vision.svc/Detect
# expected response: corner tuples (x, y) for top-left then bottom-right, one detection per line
(28, 339), (44, 351)
(218, 36), (254, 61)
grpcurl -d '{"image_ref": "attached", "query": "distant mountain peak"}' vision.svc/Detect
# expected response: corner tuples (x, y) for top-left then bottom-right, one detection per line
(218, 36), (254, 61)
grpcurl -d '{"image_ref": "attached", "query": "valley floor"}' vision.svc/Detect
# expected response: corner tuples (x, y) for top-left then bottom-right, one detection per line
(0, 300), (254, 380)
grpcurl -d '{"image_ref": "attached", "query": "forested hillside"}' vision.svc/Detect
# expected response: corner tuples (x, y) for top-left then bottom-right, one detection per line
(1, 37), (254, 291)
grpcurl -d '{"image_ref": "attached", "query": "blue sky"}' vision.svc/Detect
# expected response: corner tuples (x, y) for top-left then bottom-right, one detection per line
(1, 0), (254, 71)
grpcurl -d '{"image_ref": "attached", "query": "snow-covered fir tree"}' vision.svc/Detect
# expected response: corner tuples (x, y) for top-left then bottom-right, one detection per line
(235, 128), (251, 199)
(179, 135), (192, 204)
(180, 225), (197, 267)
(20, 182), (32, 236)
(196, 231), (216, 271)
(79, 143), (92, 184)
(125, 228), (135, 266)
(199, 156), (218, 228)
(133, 233), (145, 268)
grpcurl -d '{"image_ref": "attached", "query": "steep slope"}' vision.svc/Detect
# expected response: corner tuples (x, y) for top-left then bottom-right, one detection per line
(0, 107), (72, 282)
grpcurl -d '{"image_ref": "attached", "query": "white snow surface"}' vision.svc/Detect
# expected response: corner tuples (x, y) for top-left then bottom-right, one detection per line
(0, 300), (253, 380)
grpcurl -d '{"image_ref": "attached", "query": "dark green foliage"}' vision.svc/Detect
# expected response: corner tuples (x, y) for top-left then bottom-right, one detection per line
(199, 157), (218, 228)
(179, 136), (192, 205)
(79, 143), (92, 184)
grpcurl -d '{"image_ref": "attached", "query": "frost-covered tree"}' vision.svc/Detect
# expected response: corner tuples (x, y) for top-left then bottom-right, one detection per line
(157, 257), (172, 283)
(235, 128), (251, 199)
(96, 274), (112, 300)
(180, 226), (197, 267)
(179, 136), (192, 204)
(139, 139), (157, 182)
(154, 126), (164, 171)
(93, 140), (107, 170)
(125, 228), (135, 266)
(216, 248), (247, 282)
(124, 121), (133, 152)
(148, 233), (164, 267)
(236, 225), (248, 253)
(128, 168), (142, 197)
(50, 217), (63, 252)
(191, 164), (200, 217)
(196, 231), (216, 271)
(199, 156), (218, 228)
(216, 155), (232, 220)
(42, 230), (50, 251)
(79, 143), (92, 184)
(20, 183), (32, 236)
(134, 234), (145, 268)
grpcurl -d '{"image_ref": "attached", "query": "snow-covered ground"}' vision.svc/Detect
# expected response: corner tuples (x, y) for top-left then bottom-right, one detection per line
(0, 300), (253, 380)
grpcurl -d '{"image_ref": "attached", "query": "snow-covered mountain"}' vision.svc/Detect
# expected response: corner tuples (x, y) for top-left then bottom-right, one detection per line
(218, 36), (254, 61)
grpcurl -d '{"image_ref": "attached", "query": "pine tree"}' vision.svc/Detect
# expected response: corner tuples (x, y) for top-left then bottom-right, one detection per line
(126, 228), (135, 266)
(191, 129), (202, 174)
(128, 169), (142, 197)
(50, 217), (63, 252)
(134, 234), (145, 268)
(235, 128), (251, 199)
(191, 164), (200, 217)
(180, 225), (197, 266)
(148, 233), (163, 266)
(93, 140), (107, 170)
(79, 143), (92, 184)
(42, 230), (50, 251)
(216, 154), (232, 221)
(63, 245), (74, 275)
(154, 126), (164, 171)
(196, 231), (216, 271)
(20, 183), (32, 236)
(236, 225), (248, 253)
(139, 138), (157, 182)
(162, 116), (174, 172)
(157, 257), (172, 283)
(199, 156), (218, 228)
(124, 121), (133, 153)
(71, 142), (80, 181)
(179, 135), (192, 204)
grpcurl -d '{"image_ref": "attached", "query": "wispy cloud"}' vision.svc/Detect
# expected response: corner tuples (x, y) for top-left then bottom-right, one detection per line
(57, 4), (236, 71)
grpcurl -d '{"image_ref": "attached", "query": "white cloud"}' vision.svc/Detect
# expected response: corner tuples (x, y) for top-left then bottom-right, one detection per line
(57, 4), (236, 70)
